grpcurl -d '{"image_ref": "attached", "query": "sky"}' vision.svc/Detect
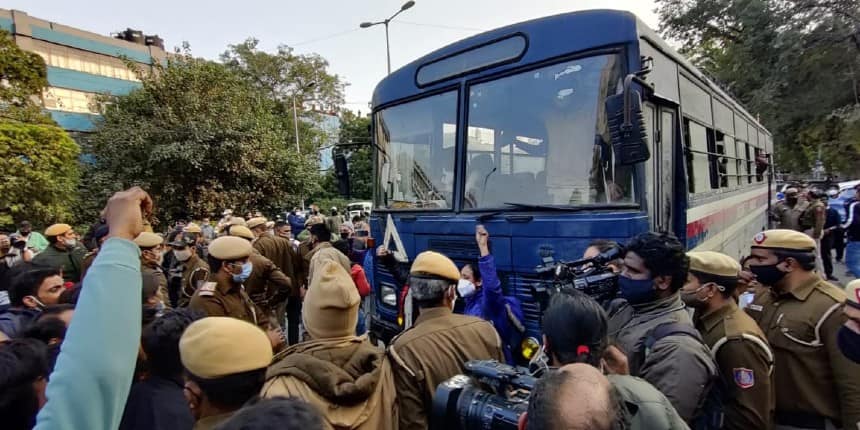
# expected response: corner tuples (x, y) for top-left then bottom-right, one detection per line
(12, 0), (659, 113)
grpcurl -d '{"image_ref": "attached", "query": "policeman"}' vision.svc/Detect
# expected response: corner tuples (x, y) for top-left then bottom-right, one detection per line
(681, 251), (774, 430)
(840, 280), (860, 364)
(771, 188), (808, 231)
(189, 236), (261, 326)
(248, 217), (300, 299)
(227, 225), (291, 330)
(134, 231), (169, 308)
(33, 223), (85, 283)
(167, 232), (210, 308)
(745, 229), (860, 430)
(183, 222), (208, 259)
(388, 251), (504, 430)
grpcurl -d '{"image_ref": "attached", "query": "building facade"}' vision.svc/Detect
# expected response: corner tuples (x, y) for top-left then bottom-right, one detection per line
(1, 9), (167, 132)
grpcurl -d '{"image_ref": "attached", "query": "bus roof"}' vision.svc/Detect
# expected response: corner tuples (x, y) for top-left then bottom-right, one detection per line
(371, 8), (769, 135)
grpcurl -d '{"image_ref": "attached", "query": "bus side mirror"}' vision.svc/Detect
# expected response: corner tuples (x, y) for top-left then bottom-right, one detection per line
(334, 153), (351, 199)
(605, 87), (650, 165)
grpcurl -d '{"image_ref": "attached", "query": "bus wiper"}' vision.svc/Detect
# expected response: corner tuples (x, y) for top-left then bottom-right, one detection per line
(502, 202), (640, 211)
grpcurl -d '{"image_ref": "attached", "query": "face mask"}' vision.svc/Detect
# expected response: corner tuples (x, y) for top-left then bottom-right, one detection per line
(837, 326), (860, 364)
(154, 251), (164, 266)
(618, 275), (656, 305)
(457, 279), (477, 298)
(340, 232), (350, 239)
(63, 238), (77, 248)
(787, 197), (798, 204)
(232, 262), (253, 283)
(26, 296), (46, 310)
(174, 249), (192, 262)
(749, 263), (786, 286)
(681, 285), (709, 308)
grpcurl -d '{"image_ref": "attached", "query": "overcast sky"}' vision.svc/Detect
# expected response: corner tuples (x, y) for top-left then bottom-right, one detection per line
(13, 0), (659, 113)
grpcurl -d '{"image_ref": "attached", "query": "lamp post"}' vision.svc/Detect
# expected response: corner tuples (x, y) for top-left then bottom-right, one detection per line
(360, 1), (415, 75)
(290, 81), (316, 212)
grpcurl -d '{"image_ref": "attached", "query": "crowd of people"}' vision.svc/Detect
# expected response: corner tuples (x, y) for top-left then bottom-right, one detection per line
(2, 186), (860, 430)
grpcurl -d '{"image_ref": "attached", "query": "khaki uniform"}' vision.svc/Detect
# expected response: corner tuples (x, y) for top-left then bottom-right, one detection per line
(608, 294), (717, 422)
(244, 251), (291, 328)
(189, 270), (263, 328)
(800, 200), (826, 239)
(772, 200), (809, 232)
(388, 307), (504, 430)
(746, 276), (860, 429)
(299, 239), (315, 289)
(695, 300), (774, 430)
(171, 254), (210, 308)
(33, 244), (85, 283)
(253, 235), (300, 287)
(141, 262), (170, 308)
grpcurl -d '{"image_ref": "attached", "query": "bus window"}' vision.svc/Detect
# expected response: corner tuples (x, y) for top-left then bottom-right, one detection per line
(375, 91), (458, 209)
(684, 118), (711, 194)
(462, 53), (634, 208)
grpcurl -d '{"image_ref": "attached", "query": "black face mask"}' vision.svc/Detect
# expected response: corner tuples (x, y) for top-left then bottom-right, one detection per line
(749, 263), (787, 286)
(340, 232), (350, 239)
(838, 326), (860, 364)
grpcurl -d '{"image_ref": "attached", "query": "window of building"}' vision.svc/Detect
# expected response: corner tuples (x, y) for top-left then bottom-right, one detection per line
(32, 41), (141, 82)
(42, 87), (100, 114)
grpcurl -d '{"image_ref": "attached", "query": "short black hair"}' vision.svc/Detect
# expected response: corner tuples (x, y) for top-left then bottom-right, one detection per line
(625, 232), (689, 292)
(22, 317), (68, 345)
(216, 396), (326, 430)
(187, 368), (267, 409)
(409, 276), (452, 308)
(543, 291), (608, 367)
(332, 239), (351, 259)
(773, 249), (817, 271)
(463, 262), (481, 283)
(526, 370), (569, 430)
(142, 308), (202, 379)
(689, 271), (739, 298)
(309, 223), (331, 243)
(275, 220), (288, 228)
(9, 266), (62, 306)
(38, 304), (75, 318)
(0, 339), (50, 429)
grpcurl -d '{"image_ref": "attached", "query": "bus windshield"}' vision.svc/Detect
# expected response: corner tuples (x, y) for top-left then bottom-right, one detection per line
(464, 53), (635, 209)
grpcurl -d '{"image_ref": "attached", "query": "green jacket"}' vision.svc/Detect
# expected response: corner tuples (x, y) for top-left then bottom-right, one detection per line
(608, 374), (690, 430)
(33, 244), (86, 283)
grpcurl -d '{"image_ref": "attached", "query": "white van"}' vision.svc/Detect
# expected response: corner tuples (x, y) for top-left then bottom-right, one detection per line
(347, 201), (372, 221)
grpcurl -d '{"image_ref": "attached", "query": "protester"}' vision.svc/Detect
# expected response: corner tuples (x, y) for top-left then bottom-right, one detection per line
(459, 225), (524, 364)
(200, 218), (216, 242)
(388, 250), (504, 430)
(2, 233), (34, 269)
(519, 364), (620, 430)
(607, 231), (717, 423)
(167, 232), (210, 308)
(179, 317), (273, 429)
(35, 186), (151, 430)
(534, 290), (688, 429)
(821, 197), (842, 281)
(840, 280), (860, 363)
(745, 229), (860, 429)
(287, 208), (306, 239)
(262, 259), (397, 429)
(120, 308), (201, 430)
(0, 266), (65, 338)
(332, 240), (370, 335)
(21, 304), (75, 371)
(16, 221), (49, 253)
(0, 338), (50, 429)
(33, 223), (85, 283)
(681, 251), (774, 429)
(216, 397), (326, 430)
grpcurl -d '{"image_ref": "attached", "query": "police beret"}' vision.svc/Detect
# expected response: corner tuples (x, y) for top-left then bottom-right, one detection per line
(45, 223), (72, 237)
(230, 217), (247, 226)
(208, 236), (252, 260)
(179, 317), (272, 379)
(229, 225), (255, 240)
(265, 221), (275, 229)
(134, 232), (164, 248)
(169, 232), (196, 247)
(752, 229), (816, 251)
(687, 251), (740, 278)
(247, 217), (268, 229)
(184, 223), (202, 233)
(846, 280), (860, 310)
(411, 251), (460, 282)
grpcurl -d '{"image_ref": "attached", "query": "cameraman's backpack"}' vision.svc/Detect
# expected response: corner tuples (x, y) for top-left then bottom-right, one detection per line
(642, 322), (725, 430)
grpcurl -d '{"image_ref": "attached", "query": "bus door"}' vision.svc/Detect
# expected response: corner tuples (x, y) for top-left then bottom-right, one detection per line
(643, 102), (677, 234)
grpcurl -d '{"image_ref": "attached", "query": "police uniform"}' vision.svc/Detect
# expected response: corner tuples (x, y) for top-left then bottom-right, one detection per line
(168, 233), (210, 308)
(179, 317), (273, 430)
(387, 251), (504, 430)
(134, 232), (170, 308)
(688, 251), (775, 430)
(229, 226), (291, 328)
(32, 223), (85, 283)
(745, 230), (860, 430)
(189, 236), (264, 328)
(772, 189), (809, 232)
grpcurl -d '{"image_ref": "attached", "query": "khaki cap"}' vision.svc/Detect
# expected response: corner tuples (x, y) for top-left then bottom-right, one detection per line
(179, 317), (272, 378)
(303, 260), (360, 339)
(229, 217), (247, 226)
(265, 221), (275, 229)
(184, 223), (202, 233)
(208, 236), (252, 260)
(133, 232), (163, 248)
(305, 215), (325, 227)
(751, 229), (816, 251)
(688, 251), (740, 278)
(45, 223), (72, 237)
(846, 280), (860, 310)
(784, 187), (799, 195)
(229, 225), (255, 240)
(247, 217), (268, 229)
(410, 251), (460, 300)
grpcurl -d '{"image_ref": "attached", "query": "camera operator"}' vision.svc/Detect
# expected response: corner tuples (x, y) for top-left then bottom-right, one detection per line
(529, 290), (688, 429)
(519, 363), (620, 430)
(607, 232), (717, 423)
(460, 225), (524, 364)
(582, 239), (624, 273)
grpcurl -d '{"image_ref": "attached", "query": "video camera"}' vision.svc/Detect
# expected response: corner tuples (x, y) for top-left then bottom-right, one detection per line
(432, 360), (535, 430)
(532, 245), (623, 310)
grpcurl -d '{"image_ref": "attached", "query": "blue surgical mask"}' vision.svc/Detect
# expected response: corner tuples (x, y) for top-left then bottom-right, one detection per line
(232, 262), (253, 283)
(618, 275), (656, 305)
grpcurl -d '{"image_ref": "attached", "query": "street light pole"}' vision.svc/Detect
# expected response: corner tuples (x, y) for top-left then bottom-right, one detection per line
(360, 1), (415, 75)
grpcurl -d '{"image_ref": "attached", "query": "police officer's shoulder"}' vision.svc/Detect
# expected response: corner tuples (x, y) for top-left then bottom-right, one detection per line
(813, 278), (847, 304)
(197, 281), (217, 297)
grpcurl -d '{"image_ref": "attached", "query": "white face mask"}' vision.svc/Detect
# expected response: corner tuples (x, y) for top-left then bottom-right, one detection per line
(457, 279), (477, 298)
(63, 238), (77, 248)
(174, 249), (192, 262)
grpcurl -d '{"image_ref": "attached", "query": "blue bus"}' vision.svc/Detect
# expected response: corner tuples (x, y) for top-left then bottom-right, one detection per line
(363, 9), (774, 360)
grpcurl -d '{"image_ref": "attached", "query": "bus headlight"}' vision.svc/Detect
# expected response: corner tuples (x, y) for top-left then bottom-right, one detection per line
(521, 337), (540, 360)
(381, 286), (397, 307)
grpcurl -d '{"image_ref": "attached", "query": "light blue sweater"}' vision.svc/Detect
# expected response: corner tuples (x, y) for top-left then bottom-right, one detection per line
(36, 238), (142, 430)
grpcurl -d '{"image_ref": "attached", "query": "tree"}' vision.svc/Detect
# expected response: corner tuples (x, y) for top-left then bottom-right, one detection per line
(314, 111), (373, 201)
(0, 30), (54, 124)
(85, 49), (315, 224)
(0, 123), (80, 226)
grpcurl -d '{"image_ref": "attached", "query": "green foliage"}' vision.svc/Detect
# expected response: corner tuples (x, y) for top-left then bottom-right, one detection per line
(314, 110), (373, 201)
(0, 122), (80, 227)
(0, 29), (54, 124)
(656, 0), (860, 176)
